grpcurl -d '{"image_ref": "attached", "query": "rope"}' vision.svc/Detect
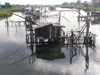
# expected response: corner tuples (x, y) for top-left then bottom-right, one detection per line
(0, 41), (25, 60)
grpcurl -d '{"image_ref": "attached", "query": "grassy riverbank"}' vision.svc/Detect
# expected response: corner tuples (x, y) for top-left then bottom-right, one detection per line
(0, 7), (22, 18)
(0, 10), (12, 18)
(3, 7), (21, 12)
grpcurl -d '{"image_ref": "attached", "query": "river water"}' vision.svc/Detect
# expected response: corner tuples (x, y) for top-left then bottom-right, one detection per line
(0, 8), (100, 75)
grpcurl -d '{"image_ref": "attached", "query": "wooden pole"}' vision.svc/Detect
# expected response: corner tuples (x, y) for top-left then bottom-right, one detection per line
(6, 12), (9, 26)
(50, 26), (51, 39)
(84, 44), (89, 73)
(70, 29), (73, 52)
(59, 12), (61, 23)
(78, 8), (80, 21)
(70, 29), (74, 64)
(94, 10), (96, 20)
(86, 7), (90, 44)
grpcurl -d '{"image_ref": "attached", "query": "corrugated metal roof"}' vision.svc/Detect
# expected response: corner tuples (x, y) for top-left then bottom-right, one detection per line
(35, 22), (52, 29)
(35, 22), (65, 29)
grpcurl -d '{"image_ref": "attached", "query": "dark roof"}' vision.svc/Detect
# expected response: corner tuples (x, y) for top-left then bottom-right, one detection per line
(35, 22), (65, 29)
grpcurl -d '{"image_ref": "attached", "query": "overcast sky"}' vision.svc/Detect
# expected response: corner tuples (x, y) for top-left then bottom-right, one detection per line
(0, 0), (92, 5)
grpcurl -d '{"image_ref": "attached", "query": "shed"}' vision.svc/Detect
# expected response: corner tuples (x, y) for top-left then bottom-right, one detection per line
(35, 22), (65, 40)
(49, 6), (56, 10)
(91, 11), (100, 16)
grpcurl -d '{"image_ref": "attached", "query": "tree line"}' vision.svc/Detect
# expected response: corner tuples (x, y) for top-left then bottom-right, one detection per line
(62, 0), (100, 7)
(62, 0), (91, 7)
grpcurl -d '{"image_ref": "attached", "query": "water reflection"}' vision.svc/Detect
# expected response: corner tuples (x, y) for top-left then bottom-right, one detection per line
(0, 10), (99, 75)
(25, 22), (96, 73)
(7, 24), (9, 36)
(26, 23), (65, 61)
(84, 44), (89, 73)
(36, 44), (65, 61)
(70, 43), (96, 73)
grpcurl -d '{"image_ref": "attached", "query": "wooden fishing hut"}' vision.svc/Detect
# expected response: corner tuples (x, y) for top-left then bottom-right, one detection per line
(32, 10), (40, 19)
(35, 22), (65, 43)
(49, 6), (56, 11)
(24, 7), (31, 14)
(91, 11), (100, 17)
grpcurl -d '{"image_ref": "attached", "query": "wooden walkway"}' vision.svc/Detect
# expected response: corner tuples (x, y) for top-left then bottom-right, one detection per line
(5, 21), (26, 26)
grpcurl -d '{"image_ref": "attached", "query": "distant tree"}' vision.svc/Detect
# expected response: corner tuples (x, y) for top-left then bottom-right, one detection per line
(94, 2), (100, 7)
(70, 2), (76, 6)
(84, 3), (89, 7)
(1, 2), (12, 8)
(76, 0), (81, 5)
(26, 4), (29, 7)
(5, 2), (10, 5)
(62, 2), (69, 6)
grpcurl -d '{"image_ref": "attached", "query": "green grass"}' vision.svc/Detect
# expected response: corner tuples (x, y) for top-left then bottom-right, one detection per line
(0, 10), (12, 18)
(79, 7), (100, 11)
(0, 6), (22, 18)
(3, 7), (21, 12)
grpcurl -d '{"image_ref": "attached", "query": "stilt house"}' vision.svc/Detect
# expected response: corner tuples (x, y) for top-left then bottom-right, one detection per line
(35, 22), (65, 40)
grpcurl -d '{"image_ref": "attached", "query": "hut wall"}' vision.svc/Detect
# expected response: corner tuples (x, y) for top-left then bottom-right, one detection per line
(35, 25), (51, 39)
(35, 24), (61, 39)
(51, 27), (60, 38)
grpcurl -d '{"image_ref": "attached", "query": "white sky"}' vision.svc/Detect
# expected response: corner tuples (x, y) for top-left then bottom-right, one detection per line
(0, 0), (92, 5)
